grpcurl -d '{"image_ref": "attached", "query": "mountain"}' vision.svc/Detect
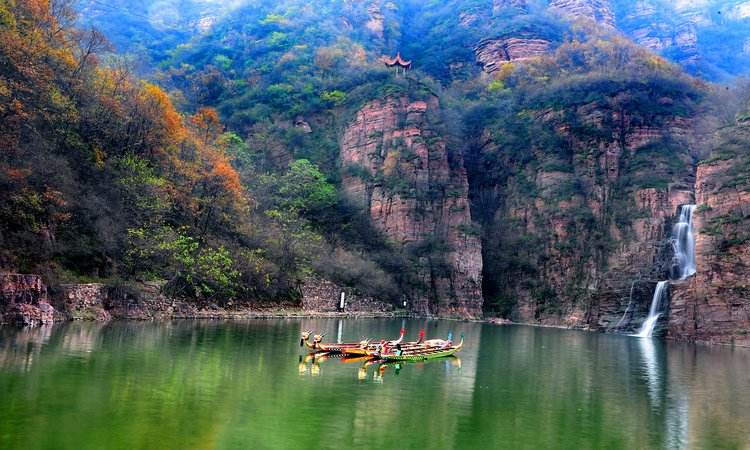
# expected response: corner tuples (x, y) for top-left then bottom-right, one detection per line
(77, 0), (750, 81)
(2, 0), (749, 342)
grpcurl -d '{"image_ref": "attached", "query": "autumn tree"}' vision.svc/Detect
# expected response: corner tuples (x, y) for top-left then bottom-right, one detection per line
(190, 107), (222, 145)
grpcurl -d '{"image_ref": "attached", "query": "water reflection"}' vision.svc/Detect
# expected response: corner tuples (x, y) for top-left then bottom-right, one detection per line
(0, 324), (53, 372)
(635, 337), (689, 449)
(637, 336), (663, 409)
(0, 321), (749, 449)
(298, 352), (463, 383)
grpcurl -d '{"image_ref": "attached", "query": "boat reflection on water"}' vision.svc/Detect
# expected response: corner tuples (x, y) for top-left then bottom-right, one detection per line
(369, 357), (462, 383)
(298, 352), (368, 377)
(297, 352), (461, 383)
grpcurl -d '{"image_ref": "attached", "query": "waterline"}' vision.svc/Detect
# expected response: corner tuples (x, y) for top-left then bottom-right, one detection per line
(635, 281), (669, 338)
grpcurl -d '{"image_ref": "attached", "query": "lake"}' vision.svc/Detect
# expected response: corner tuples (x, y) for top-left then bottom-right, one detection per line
(1, 319), (749, 449)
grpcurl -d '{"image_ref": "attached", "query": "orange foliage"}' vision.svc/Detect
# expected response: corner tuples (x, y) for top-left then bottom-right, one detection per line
(190, 107), (222, 144)
(207, 149), (243, 202)
(22, 0), (51, 21)
(141, 83), (186, 142)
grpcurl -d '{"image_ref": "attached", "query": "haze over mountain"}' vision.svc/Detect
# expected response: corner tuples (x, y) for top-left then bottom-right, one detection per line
(79, 0), (750, 80)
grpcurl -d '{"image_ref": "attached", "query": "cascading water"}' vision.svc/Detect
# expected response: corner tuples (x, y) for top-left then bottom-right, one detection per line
(635, 281), (669, 337)
(672, 205), (697, 280)
(615, 280), (637, 329)
(634, 205), (697, 338)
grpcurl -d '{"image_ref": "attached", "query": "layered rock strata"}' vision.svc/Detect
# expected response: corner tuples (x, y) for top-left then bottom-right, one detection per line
(340, 95), (483, 318)
(475, 36), (551, 73)
(669, 158), (750, 346)
(474, 102), (696, 328)
(549, 0), (615, 28)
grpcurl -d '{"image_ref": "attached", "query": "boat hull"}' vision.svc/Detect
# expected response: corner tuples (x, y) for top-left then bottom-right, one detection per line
(341, 338), (433, 356)
(379, 346), (461, 361)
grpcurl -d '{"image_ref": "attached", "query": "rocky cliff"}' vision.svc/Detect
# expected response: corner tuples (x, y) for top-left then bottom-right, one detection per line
(550, 0), (615, 28)
(618, 0), (699, 66)
(668, 122), (750, 346)
(471, 84), (699, 328)
(0, 274), (55, 326)
(475, 35), (552, 73)
(613, 0), (750, 79)
(340, 95), (483, 318)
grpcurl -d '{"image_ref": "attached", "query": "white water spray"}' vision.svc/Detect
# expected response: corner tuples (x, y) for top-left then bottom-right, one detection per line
(672, 205), (697, 280)
(634, 204), (697, 338)
(635, 281), (669, 337)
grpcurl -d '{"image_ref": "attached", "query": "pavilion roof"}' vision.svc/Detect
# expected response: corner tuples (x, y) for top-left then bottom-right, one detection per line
(383, 52), (412, 67)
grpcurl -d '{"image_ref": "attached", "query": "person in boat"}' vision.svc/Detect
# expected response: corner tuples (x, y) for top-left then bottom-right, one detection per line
(442, 332), (453, 349)
(423, 331), (454, 348)
(395, 344), (403, 356)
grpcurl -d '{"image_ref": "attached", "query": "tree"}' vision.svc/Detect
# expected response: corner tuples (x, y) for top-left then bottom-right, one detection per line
(273, 159), (337, 216)
(190, 107), (222, 145)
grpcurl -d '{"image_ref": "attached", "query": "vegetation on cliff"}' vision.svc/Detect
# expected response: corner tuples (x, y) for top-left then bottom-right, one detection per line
(0, 0), (401, 305)
(2, 0), (749, 324)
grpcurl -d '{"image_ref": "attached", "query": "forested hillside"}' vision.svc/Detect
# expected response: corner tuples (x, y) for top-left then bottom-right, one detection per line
(2, 0), (750, 334)
(0, 0), (403, 307)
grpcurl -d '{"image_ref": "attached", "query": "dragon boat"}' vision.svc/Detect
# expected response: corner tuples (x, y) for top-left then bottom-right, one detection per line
(300, 328), (405, 354)
(376, 333), (464, 361)
(342, 329), (425, 356)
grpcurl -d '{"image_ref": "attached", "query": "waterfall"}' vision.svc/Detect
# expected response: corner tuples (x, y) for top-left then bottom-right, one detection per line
(632, 204), (697, 338)
(672, 204), (697, 280)
(635, 281), (669, 338)
(614, 280), (637, 329)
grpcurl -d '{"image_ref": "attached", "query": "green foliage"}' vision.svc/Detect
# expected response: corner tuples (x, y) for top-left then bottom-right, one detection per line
(320, 90), (347, 105)
(213, 55), (233, 71)
(260, 14), (288, 26)
(487, 80), (506, 93)
(267, 159), (337, 215)
(457, 223), (481, 237)
(11, 0), (745, 315)
(126, 227), (240, 300)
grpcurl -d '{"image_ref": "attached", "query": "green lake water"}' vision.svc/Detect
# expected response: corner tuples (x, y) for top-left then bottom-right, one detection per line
(1, 319), (749, 449)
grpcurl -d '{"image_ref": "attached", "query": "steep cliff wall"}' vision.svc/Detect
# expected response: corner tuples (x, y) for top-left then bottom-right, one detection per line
(550, 0), (615, 27)
(669, 123), (750, 346)
(618, 0), (699, 65)
(340, 95), (483, 318)
(475, 35), (552, 73)
(472, 84), (699, 328)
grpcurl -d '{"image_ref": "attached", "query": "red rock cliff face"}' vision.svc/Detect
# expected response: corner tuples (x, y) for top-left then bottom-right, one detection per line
(475, 35), (552, 74)
(476, 103), (696, 328)
(0, 273), (56, 326)
(340, 96), (483, 318)
(669, 155), (750, 346)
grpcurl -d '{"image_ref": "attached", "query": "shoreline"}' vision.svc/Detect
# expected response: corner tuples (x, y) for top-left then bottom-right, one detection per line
(2, 312), (748, 349)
